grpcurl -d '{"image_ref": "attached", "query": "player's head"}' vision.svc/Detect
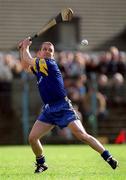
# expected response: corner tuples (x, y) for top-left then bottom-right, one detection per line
(37, 42), (55, 59)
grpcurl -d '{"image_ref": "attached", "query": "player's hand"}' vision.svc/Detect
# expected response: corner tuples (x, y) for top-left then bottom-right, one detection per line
(18, 37), (32, 49)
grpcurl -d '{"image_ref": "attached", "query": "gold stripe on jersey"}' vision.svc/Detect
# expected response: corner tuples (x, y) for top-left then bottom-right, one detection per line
(33, 58), (37, 72)
(39, 58), (48, 76)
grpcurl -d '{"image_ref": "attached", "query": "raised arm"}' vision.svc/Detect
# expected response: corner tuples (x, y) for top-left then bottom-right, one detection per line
(18, 37), (34, 71)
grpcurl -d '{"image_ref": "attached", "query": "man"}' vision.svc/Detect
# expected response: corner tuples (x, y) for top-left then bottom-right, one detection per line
(19, 38), (118, 173)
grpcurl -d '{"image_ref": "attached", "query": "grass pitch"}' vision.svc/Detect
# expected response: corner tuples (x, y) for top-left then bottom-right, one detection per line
(0, 144), (125, 180)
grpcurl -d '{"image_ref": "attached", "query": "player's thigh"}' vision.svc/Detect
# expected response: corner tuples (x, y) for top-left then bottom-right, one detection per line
(68, 120), (87, 138)
(29, 120), (54, 140)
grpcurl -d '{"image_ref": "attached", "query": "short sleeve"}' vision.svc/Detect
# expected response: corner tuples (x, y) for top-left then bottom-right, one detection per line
(32, 57), (48, 76)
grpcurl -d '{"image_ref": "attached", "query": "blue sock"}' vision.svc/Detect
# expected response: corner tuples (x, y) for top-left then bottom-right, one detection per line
(36, 155), (45, 164)
(101, 150), (112, 161)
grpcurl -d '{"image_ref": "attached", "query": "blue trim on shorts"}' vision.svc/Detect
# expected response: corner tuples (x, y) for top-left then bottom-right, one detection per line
(37, 98), (79, 129)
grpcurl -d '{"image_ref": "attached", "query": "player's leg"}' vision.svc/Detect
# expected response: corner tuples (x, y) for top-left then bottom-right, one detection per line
(29, 120), (54, 156)
(68, 120), (105, 153)
(29, 120), (54, 173)
(68, 120), (118, 169)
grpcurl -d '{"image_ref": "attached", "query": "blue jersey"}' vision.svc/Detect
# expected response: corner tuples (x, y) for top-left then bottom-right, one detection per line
(31, 57), (67, 104)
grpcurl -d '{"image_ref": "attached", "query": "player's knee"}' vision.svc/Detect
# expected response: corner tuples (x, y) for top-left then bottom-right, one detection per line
(28, 133), (37, 145)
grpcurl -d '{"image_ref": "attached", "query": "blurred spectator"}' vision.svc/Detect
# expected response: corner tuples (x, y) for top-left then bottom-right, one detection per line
(57, 51), (68, 77)
(86, 54), (99, 76)
(109, 73), (125, 104)
(68, 52), (86, 77)
(66, 74), (87, 108)
(117, 52), (126, 77)
(97, 74), (109, 100)
(0, 54), (13, 116)
(67, 86), (81, 105)
(74, 74), (87, 98)
(106, 46), (120, 77)
(0, 54), (13, 82)
(4, 53), (23, 77)
(66, 51), (75, 65)
(97, 47), (126, 78)
(97, 51), (112, 75)
(64, 75), (72, 91)
(81, 84), (108, 134)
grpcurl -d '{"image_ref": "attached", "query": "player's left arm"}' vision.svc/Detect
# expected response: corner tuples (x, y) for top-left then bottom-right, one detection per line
(18, 37), (34, 71)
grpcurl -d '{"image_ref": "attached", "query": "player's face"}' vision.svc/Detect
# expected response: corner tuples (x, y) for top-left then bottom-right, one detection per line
(39, 43), (54, 59)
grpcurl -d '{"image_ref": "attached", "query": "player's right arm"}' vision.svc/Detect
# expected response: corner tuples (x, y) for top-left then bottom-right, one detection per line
(18, 37), (34, 71)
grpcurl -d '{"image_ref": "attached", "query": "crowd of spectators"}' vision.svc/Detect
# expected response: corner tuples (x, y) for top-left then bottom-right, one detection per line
(0, 46), (126, 136)
(55, 46), (126, 105)
(0, 52), (23, 81)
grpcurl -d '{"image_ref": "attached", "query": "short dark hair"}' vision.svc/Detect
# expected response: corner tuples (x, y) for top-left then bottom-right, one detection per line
(40, 42), (54, 50)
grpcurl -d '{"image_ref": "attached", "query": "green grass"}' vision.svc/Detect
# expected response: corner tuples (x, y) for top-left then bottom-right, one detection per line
(0, 145), (125, 180)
